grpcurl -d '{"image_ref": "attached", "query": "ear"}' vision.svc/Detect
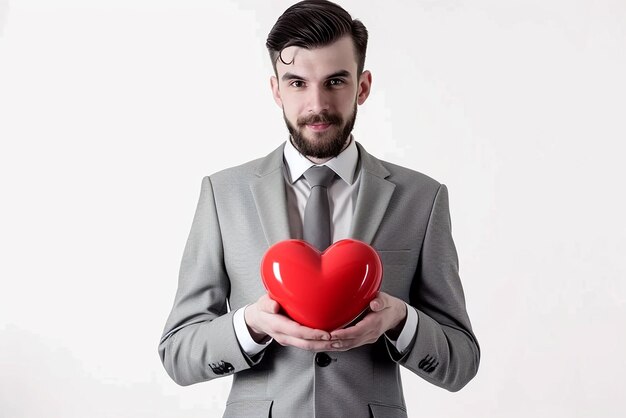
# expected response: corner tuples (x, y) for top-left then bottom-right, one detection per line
(356, 70), (372, 105)
(270, 76), (283, 108)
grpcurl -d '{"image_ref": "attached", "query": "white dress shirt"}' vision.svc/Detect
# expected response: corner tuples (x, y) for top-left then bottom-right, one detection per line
(233, 135), (418, 357)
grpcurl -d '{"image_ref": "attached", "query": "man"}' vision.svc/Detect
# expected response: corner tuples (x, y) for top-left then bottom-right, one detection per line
(158, 1), (480, 417)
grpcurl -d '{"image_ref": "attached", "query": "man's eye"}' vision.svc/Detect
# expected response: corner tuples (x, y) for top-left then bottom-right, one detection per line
(328, 79), (344, 86)
(291, 80), (305, 88)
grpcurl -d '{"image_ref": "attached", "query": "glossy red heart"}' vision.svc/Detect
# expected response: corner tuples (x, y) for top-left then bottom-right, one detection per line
(261, 239), (382, 331)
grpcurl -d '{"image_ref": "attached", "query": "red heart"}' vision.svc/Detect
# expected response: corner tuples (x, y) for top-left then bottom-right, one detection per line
(261, 239), (382, 331)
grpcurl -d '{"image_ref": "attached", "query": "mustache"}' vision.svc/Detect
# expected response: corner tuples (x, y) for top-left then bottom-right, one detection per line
(298, 113), (342, 126)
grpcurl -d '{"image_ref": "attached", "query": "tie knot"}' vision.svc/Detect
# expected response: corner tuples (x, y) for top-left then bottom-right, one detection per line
(303, 165), (336, 188)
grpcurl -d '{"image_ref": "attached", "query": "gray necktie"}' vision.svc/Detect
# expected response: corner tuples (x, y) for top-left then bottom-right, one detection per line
(303, 165), (336, 251)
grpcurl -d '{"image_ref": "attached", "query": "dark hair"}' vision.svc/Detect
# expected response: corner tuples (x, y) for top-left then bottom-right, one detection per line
(266, 0), (368, 77)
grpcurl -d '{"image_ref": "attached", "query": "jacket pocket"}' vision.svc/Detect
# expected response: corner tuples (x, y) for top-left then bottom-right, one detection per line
(223, 399), (273, 418)
(368, 403), (408, 418)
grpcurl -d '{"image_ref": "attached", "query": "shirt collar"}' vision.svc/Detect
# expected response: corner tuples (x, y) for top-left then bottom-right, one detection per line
(283, 134), (359, 185)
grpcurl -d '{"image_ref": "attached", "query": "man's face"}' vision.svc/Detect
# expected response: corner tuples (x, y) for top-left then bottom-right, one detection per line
(270, 35), (371, 159)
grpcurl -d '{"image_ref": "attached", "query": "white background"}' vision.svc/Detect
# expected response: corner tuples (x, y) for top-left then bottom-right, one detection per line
(1, 0), (625, 417)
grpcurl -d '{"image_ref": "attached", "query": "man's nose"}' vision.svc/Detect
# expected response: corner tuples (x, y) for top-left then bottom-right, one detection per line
(307, 87), (330, 113)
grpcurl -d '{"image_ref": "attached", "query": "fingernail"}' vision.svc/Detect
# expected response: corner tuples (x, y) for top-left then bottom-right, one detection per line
(320, 334), (330, 341)
(331, 342), (341, 348)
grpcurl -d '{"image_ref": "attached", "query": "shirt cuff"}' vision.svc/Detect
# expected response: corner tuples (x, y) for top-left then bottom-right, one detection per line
(233, 305), (272, 357)
(385, 302), (418, 354)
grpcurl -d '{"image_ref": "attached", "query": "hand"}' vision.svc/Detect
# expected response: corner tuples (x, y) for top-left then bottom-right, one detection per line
(244, 294), (333, 351)
(327, 292), (407, 351)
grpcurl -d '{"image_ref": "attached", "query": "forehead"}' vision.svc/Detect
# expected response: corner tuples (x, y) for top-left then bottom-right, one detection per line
(276, 35), (358, 79)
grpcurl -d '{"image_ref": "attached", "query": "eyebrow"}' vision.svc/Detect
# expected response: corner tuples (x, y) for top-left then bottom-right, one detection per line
(281, 70), (352, 82)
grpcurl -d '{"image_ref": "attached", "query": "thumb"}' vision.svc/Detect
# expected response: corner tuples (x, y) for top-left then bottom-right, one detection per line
(263, 296), (280, 314)
(370, 297), (384, 312)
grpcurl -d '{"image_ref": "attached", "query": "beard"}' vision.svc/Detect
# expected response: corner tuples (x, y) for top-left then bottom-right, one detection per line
(283, 102), (357, 159)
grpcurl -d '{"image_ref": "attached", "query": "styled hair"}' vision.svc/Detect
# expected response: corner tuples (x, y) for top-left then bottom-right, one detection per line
(266, 0), (368, 77)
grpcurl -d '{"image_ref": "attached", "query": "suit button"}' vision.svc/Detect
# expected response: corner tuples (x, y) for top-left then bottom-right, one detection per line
(315, 352), (331, 367)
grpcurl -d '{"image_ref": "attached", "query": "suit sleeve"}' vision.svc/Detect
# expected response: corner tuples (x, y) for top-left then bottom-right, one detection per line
(385, 183), (480, 392)
(158, 176), (265, 386)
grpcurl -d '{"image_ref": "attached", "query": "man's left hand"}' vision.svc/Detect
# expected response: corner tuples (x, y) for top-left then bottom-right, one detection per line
(327, 291), (407, 351)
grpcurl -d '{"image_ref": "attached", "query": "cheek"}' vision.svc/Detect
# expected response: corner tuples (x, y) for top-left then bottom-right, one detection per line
(283, 106), (299, 123)
(339, 97), (357, 116)
(281, 98), (304, 120)
(339, 89), (357, 107)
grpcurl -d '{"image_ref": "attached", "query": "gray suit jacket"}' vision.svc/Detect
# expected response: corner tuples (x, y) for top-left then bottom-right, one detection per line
(158, 142), (480, 418)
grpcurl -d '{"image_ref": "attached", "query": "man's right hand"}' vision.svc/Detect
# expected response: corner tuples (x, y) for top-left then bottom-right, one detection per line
(244, 294), (333, 351)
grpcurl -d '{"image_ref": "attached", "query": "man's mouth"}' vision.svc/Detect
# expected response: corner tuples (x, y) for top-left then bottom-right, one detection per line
(307, 123), (332, 132)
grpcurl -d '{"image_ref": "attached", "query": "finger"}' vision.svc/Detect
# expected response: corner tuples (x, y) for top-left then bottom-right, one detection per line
(331, 312), (389, 344)
(269, 314), (330, 341)
(330, 316), (375, 340)
(328, 334), (374, 351)
(328, 340), (357, 351)
(273, 332), (335, 351)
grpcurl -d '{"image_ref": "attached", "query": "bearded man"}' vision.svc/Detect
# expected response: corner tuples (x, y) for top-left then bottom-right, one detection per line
(158, 1), (480, 417)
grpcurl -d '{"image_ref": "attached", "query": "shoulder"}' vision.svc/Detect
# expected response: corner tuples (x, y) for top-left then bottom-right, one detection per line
(208, 157), (264, 184)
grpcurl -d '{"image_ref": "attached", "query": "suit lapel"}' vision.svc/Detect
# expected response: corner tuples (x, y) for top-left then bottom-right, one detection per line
(250, 143), (291, 246)
(349, 143), (396, 244)
(250, 141), (395, 247)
